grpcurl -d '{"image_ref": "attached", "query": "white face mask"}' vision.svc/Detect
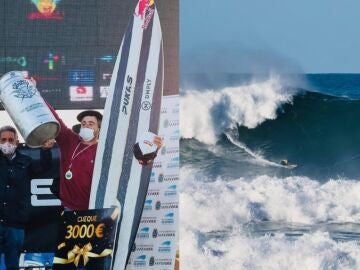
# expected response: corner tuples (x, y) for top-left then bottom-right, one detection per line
(79, 127), (95, 141)
(0, 142), (17, 156)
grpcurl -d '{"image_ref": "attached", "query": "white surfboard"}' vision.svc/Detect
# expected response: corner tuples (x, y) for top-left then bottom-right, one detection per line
(89, 0), (163, 269)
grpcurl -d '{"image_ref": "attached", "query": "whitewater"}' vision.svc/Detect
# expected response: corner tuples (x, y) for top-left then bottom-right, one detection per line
(180, 74), (360, 269)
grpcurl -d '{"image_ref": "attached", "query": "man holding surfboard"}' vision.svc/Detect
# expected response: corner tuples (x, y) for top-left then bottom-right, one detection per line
(32, 75), (162, 211)
(47, 104), (162, 211)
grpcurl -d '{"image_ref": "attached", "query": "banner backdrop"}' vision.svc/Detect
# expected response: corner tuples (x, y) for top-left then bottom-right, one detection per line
(126, 95), (179, 270)
(11, 95), (179, 269)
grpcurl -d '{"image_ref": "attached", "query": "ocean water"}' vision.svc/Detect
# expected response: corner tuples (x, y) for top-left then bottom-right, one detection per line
(180, 74), (360, 270)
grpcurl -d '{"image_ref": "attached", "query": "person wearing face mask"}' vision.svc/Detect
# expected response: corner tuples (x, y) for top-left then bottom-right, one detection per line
(45, 103), (162, 211)
(0, 126), (52, 270)
(44, 106), (103, 211)
(45, 104), (164, 212)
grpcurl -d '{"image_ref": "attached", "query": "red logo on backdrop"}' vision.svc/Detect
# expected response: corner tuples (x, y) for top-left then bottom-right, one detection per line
(70, 86), (93, 101)
(76, 86), (87, 94)
(32, 75), (60, 81)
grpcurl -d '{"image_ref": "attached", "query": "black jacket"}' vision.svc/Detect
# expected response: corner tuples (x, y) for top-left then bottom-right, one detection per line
(0, 149), (52, 228)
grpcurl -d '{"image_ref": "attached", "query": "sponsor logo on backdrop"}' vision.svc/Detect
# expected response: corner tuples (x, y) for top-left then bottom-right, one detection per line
(157, 173), (164, 182)
(28, 0), (64, 20)
(147, 189), (160, 196)
(161, 212), (174, 225)
(43, 53), (61, 70)
(149, 256), (172, 266)
(150, 172), (156, 182)
(157, 174), (179, 183)
(170, 129), (179, 141)
(152, 229), (176, 238)
(133, 255), (147, 267)
(100, 86), (110, 98)
(152, 161), (162, 168)
(164, 185), (177, 196)
(102, 73), (112, 80)
(31, 75), (60, 81)
(31, 178), (61, 206)
(161, 147), (179, 155)
(155, 201), (161, 210)
(69, 86), (93, 101)
(164, 174), (179, 182)
(163, 119), (179, 128)
(96, 55), (115, 63)
(0, 56), (27, 67)
(141, 216), (157, 224)
(167, 156), (179, 169)
(137, 227), (150, 239)
(143, 199), (153, 211)
(135, 244), (154, 252)
(155, 201), (178, 210)
(158, 241), (172, 253)
(69, 69), (95, 85)
(40, 88), (62, 94)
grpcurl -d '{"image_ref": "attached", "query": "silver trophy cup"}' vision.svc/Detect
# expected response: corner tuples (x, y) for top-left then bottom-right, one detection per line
(0, 71), (60, 147)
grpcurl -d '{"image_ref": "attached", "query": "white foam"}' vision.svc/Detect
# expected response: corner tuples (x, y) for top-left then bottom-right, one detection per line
(180, 229), (360, 270)
(180, 75), (293, 144)
(180, 167), (360, 269)
(181, 168), (360, 227)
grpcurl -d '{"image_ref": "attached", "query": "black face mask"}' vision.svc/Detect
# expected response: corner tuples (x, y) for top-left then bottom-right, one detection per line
(133, 143), (158, 165)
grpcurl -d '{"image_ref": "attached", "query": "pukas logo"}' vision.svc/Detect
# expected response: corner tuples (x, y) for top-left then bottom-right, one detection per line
(28, 0), (64, 20)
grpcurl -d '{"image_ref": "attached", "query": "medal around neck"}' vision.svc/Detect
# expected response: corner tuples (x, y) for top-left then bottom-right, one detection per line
(65, 170), (73, 180)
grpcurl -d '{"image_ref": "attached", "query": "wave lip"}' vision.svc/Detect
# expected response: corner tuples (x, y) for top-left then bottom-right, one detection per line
(180, 76), (294, 144)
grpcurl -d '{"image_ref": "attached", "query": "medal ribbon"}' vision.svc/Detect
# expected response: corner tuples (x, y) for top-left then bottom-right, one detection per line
(66, 142), (95, 178)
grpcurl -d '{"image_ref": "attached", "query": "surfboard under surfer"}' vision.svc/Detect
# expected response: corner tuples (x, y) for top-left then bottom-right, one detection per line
(280, 159), (289, 166)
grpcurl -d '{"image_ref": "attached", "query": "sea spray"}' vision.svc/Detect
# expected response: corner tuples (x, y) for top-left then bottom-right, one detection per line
(180, 167), (360, 269)
(180, 76), (294, 144)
